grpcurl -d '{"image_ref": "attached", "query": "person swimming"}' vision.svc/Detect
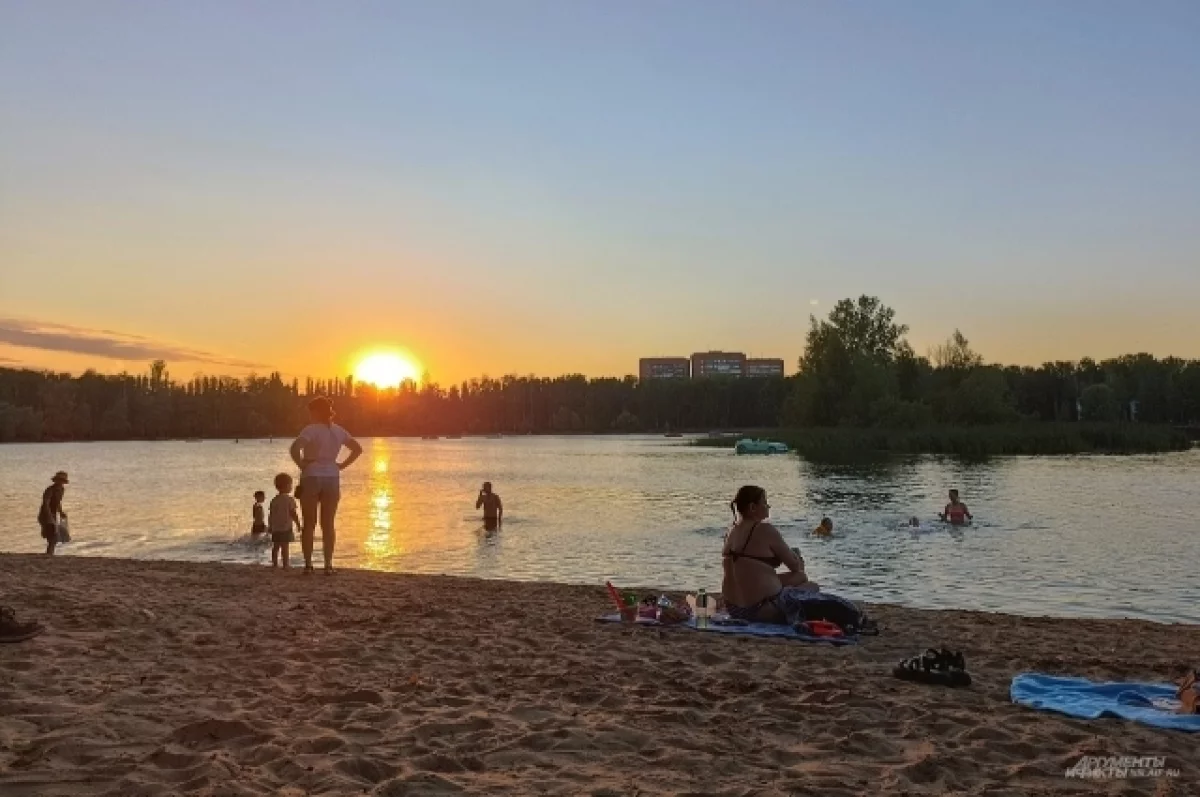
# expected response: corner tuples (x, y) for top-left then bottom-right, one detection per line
(939, 490), (973, 525)
(812, 517), (833, 537)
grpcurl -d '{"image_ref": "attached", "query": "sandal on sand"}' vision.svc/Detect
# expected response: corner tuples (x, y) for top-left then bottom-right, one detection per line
(0, 606), (45, 644)
(893, 648), (971, 687)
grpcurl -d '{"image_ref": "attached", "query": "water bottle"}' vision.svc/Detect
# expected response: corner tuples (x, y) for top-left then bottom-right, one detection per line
(696, 588), (709, 628)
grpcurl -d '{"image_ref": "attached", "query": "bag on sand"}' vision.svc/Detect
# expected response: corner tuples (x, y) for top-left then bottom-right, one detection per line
(793, 593), (865, 633)
(57, 515), (71, 544)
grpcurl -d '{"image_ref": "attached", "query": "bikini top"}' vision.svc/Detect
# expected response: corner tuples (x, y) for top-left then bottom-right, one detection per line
(724, 521), (782, 568)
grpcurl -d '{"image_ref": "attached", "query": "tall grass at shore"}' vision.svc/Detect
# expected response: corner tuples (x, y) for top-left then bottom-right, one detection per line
(692, 424), (1192, 458)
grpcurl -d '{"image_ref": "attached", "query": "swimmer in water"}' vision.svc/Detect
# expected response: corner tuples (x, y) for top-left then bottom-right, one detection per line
(812, 517), (833, 537)
(907, 517), (921, 528)
(939, 490), (973, 525)
(477, 482), (503, 531)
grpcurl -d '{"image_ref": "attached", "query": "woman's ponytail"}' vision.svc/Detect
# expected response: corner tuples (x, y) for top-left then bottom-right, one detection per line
(731, 485), (766, 520)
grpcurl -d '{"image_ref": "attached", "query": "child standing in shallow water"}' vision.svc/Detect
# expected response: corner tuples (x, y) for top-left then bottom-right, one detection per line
(268, 473), (301, 568)
(251, 491), (267, 537)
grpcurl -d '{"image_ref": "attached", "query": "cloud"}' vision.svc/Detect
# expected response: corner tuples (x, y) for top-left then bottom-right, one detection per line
(0, 317), (267, 370)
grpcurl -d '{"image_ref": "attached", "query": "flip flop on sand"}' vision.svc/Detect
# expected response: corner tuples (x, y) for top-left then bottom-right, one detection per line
(0, 606), (45, 644)
(893, 648), (971, 687)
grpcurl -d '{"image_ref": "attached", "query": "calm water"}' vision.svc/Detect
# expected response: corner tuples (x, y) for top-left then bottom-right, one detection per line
(1, 437), (1197, 623)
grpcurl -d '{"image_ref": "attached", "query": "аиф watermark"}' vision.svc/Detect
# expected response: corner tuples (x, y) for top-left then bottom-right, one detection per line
(1065, 756), (1180, 780)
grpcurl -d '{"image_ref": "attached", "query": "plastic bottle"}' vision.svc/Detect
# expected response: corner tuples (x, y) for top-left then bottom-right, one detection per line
(696, 589), (709, 628)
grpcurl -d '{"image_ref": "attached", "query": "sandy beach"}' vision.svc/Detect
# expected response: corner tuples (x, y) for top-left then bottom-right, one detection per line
(1, 554), (1197, 796)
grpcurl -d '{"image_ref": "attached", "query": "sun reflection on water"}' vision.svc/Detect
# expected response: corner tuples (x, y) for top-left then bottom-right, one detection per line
(364, 454), (397, 567)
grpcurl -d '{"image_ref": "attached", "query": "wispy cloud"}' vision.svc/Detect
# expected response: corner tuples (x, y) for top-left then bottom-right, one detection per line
(0, 317), (267, 370)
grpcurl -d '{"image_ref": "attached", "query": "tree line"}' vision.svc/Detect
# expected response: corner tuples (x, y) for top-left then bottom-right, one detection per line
(1, 296), (1198, 443)
(782, 296), (1200, 429)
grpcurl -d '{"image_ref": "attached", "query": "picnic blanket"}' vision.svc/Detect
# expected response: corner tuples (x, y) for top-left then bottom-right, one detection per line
(1010, 673), (1200, 732)
(596, 613), (858, 645)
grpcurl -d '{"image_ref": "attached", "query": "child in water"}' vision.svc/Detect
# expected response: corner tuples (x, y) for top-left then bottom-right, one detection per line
(812, 517), (834, 537)
(939, 489), (973, 525)
(268, 473), (301, 568)
(251, 491), (267, 537)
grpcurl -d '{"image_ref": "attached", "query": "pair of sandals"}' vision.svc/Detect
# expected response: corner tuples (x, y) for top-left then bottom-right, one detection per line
(0, 606), (45, 644)
(893, 647), (972, 687)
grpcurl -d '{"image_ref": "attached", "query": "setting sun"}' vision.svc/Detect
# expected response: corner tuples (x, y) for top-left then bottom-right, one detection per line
(354, 351), (422, 389)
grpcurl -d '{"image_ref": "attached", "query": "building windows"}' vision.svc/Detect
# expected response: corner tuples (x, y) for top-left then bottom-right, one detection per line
(640, 353), (786, 380)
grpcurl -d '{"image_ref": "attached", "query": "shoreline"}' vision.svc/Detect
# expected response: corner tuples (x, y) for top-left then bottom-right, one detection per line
(7, 549), (1198, 627)
(2, 554), (1197, 795)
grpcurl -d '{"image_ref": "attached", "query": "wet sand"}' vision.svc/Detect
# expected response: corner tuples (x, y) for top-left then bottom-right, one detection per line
(1, 554), (1197, 796)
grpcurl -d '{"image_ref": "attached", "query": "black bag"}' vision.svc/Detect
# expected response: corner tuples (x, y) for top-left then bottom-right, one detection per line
(794, 593), (866, 633)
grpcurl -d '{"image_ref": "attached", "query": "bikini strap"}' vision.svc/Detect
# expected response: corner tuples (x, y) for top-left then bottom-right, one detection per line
(738, 520), (761, 555)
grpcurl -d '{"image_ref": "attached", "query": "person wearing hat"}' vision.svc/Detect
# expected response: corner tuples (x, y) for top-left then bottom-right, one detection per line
(39, 471), (69, 555)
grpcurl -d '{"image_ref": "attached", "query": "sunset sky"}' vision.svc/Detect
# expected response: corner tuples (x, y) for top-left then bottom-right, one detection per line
(2, 1), (1198, 385)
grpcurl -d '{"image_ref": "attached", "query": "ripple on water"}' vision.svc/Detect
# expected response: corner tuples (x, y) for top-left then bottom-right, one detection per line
(0, 439), (1197, 622)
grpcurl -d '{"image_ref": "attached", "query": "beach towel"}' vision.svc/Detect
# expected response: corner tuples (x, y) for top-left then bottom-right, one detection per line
(596, 614), (858, 645)
(1010, 673), (1200, 732)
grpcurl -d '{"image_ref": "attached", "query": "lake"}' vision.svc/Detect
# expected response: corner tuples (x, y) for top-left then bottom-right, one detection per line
(1, 437), (1197, 623)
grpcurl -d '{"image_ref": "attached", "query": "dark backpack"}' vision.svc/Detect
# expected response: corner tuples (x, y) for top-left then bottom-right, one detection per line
(793, 593), (867, 633)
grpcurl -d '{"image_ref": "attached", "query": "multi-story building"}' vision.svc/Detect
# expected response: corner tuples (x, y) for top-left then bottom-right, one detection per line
(640, 352), (787, 380)
(745, 358), (786, 378)
(691, 351), (747, 378)
(639, 357), (691, 380)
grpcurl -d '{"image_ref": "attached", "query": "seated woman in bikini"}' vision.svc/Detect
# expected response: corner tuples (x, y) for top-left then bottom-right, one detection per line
(721, 485), (819, 624)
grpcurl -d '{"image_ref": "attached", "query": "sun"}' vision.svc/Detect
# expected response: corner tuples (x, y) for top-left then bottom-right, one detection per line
(354, 351), (422, 389)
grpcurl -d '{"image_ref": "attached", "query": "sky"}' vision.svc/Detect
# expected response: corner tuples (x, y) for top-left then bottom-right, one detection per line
(2, 0), (1199, 385)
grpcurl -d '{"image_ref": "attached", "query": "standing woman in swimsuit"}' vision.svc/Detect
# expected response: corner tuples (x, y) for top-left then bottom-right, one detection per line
(721, 485), (818, 622)
(290, 396), (363, 573)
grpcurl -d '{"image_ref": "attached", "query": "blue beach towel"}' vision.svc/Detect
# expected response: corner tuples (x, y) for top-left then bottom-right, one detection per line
(595, 614), (858, 645)
(1010, 673), (1200, 732)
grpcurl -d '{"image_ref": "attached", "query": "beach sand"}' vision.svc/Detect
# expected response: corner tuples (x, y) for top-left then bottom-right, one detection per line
(1, 554), (1197, 796)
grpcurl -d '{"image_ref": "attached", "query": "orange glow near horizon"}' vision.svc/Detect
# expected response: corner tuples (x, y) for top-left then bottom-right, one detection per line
(353, 350), (423, 389)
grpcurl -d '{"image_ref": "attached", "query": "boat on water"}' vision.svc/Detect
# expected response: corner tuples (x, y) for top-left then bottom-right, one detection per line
(664, 433), (683, 438)
(734, 438), (789, 455)
(445, 434), (463, 440)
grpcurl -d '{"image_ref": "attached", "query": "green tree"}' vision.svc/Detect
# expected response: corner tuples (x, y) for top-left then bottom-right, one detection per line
(1079, 383), (1120, 422)
(99, 395), (132, 438)
(946, 368), (1018, 425)
(931, 329), (983, 371)
(791, 296), (911, 426)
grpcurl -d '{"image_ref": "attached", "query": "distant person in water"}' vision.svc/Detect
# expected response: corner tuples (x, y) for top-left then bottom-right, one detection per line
(908, 517), (922, 528)
(290, 396), (363, 574)
(477, 482), (503, 531)
(939, 490), (973, 525)
(38, 471), (68, 555)
(268, 473), (301, 568)
(721, 485), (818, 624)
(812, 517), (833, 537)
(251, 491), (267, 537)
